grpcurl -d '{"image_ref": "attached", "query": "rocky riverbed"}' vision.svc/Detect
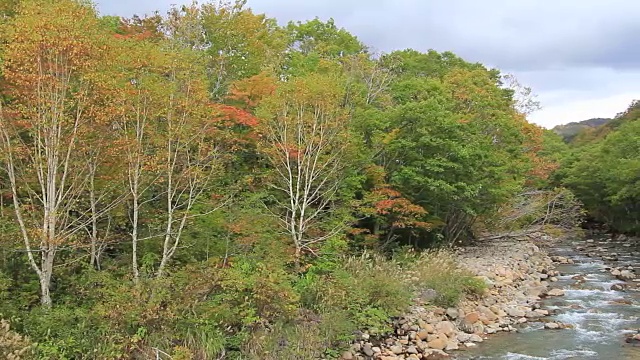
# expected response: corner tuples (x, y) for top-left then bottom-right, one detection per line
(341, 234), (572, 360)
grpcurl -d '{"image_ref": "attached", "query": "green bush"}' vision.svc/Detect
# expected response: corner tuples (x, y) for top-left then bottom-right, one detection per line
(407, 250), (487, 307)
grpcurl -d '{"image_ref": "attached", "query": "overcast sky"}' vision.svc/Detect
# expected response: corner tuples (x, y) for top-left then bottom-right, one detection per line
(96, 0), (640, 128)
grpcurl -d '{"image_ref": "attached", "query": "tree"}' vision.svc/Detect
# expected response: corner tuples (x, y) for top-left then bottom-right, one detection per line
(258, 74), (351, 261)
(197, 0), (285, 99)
(0, 0), (111, 306)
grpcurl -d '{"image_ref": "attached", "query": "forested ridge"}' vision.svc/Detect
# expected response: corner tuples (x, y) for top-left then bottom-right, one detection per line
(0, 1), (635, 359)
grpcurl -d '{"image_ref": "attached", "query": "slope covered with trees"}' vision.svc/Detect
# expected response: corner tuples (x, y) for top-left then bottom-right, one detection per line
(552, 117), (612, 142)
(0, 1), (572, 358)
(551, 101), (640, 234)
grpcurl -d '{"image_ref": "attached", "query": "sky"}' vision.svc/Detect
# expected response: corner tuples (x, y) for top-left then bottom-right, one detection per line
(95, 0), (640, 128)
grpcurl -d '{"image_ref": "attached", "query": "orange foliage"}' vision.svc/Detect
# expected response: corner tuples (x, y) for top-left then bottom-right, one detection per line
(114, 15), (164, 41)
(226, 73), (277, 110)
(209, 103), (260, 152)
(371, 187), (431, 230)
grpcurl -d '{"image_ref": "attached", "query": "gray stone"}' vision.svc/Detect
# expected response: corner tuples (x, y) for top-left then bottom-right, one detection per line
(390, 345), (403, 355)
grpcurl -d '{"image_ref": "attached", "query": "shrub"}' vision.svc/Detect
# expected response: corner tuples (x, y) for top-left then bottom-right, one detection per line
(407, 250), (487, 307)
(0, 319), (33, 360)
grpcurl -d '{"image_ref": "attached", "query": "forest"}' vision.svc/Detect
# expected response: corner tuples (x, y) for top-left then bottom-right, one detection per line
(0, 0), (637, 359)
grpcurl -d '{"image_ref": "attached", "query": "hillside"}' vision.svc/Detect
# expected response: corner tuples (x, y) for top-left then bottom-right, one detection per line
(552, 117), (612, 142)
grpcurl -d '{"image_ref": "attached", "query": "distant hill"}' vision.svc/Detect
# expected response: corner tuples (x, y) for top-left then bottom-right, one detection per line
(552, 118), (612, 142)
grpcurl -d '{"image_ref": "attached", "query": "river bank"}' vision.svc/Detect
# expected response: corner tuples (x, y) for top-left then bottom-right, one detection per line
(342, 232), (570, 360)
(342, 231), (640, 360)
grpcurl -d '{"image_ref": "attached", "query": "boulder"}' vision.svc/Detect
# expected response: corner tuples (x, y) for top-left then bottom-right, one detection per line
(427, 336), (448, 350)
(435, 321), (456, 337)
(464, 312), (480, 324)
(506, 307), (526, 317)
(477, 305), (498, 321)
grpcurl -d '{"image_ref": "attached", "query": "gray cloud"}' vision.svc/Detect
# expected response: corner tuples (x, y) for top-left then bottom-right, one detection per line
(96, 0), (640, 127)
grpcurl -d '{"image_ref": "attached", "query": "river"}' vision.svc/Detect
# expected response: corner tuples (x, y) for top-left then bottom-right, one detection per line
(457, 235), (640, 360)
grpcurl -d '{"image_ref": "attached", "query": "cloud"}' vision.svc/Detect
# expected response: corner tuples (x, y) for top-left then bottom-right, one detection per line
(95, 0), (640, 127)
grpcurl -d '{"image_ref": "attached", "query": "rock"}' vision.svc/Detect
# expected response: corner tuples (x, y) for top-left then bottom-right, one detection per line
(611, 269), (622, 276)
(417, 329), (430, 340)
(625, 333), (640, 345)
(477, 305), (498, 321)
(609, 299), (632, 305)
(547, 288), (565, 297)
(423, 349), (451, 359)
(445, 341), (459, 351)
(363, 344), (374, 357)
(469, 334), (484, 342)
(406, 345), (418, 354)
(427, 336), (448, 350)
(506, 307), (526, 318)
(525, 286), (546, 297)
(617, 270), (637, 281)
(464, 312), (480, 324)
(458, 319), (475, 334)
(464, 342), (478, 348)
(341, 351), (354, 360)
(389, 345), (403, 355)
(544, 322), (560, 330)
(611, 283), (626, 291)
(436, 321), (456, 337)
(446, 307), (459, 319)
(425, 323), (435, 333)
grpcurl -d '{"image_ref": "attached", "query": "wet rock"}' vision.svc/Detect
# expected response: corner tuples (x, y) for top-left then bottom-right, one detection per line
(445, 341), (459, 351)
(611, 283), (626, 291)
(546, 288), (565, 297)
(609, 298), (632, 305)
(544, 322), (560, 329)
(617, 270), (636, 281)
(625, 333), (640, 346)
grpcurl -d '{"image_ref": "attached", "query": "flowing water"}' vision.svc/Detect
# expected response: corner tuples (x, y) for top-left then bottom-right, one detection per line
(457, 237), (640, 360)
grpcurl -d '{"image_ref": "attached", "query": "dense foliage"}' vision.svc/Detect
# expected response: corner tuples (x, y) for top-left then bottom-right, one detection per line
(0, 0), (564, 358)
(551, 101), (640, 234)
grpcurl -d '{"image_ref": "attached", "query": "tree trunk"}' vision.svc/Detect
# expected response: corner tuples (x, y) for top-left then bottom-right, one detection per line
(39, 249), (55, 307)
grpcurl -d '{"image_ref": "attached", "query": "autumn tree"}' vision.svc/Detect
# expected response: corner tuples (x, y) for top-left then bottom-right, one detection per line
(0, 0), (112, 306)
(258, 74), (351, 261)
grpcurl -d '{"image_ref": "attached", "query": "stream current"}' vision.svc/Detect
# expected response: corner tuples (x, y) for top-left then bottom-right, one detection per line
(458, 237), (640, 360)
